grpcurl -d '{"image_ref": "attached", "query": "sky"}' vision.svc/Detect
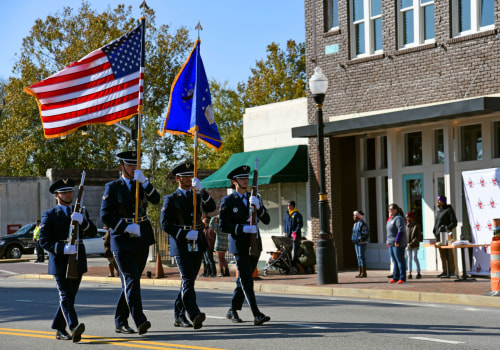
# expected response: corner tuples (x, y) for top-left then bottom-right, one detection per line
(1, 0), (305, 89)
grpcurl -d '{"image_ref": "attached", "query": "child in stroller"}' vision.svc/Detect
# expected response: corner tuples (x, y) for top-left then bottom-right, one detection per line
(263, 236), (316, 276)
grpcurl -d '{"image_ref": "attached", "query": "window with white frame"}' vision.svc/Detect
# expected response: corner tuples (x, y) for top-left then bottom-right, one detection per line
(351, 0), (383, 58)
(327, 0), (339, 31)
(398, 0), (435, 48)
(452, 0), (494, 37)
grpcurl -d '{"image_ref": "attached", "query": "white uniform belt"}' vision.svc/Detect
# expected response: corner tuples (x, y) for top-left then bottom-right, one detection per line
(122, 216), (148, 223)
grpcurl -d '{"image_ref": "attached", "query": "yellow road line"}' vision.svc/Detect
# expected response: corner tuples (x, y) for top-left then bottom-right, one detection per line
(0, 328), (228, 350)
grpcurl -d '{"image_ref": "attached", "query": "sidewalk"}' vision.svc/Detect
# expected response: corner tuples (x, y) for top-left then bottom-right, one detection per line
(12, 256), (500, 308)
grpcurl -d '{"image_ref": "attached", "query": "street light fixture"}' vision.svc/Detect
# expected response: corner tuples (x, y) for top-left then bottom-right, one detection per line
(309, 66), (338, 284)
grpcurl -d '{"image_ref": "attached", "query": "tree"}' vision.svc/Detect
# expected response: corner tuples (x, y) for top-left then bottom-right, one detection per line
(0, 1), (192, 176)
(238, 40), (306, 108)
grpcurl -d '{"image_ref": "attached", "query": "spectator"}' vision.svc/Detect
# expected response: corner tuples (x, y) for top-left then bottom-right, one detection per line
(386, 203), (407, 284)
(103, 228), (118, 277)
(406, 212), (422, 279)
(200, 216), (217, 277)
(284, 201), (303, 264)
(33, 220), (44, 263)
(433, 195), (457, 277)
(210, 215), (230, 277)
(351, 210), (369, 278)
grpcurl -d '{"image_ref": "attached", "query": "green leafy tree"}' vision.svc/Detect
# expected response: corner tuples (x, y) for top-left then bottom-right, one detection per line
(0, 1), (192, 176)
(238, 40), (306, 108)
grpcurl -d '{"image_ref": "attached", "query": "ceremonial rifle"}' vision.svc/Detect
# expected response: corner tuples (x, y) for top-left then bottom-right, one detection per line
(66, 171), (86, 279)
(249, 158), (259, 257)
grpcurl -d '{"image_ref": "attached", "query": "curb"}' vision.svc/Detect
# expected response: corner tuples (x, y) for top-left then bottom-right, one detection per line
(13, 273), (500, 308)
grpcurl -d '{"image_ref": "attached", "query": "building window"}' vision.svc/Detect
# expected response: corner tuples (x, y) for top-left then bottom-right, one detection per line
(327, 0), (339, 31)
(494, 121), (500, 158)
(434, 129), (444, 164)
(351, 0), (383, 57)
(461, 124), (482, 161)
(405, 132), (422, 166)
(364, 137), (376, 170)
(452, 0), (494, 37)
(380, 136), (388, 169)
(398, 0), (435, 48)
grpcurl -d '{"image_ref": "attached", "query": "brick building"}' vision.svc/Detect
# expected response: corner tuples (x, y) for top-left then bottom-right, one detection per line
(293, 0), (500, 269)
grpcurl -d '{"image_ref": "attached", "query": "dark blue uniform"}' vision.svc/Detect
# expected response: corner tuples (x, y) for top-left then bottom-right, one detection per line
(161, 188), (215, 322)
(219, 191), (270, 316)
(39, 205), (96, 332)
(100, 177), (160, 329)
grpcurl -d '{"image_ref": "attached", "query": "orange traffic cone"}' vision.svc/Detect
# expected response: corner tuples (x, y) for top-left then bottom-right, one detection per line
(156, 252), (165, 278)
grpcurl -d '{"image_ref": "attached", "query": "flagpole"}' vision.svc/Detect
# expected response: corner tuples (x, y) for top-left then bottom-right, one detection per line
(191, 127), (199, 252)
(135, 17), (146, 224)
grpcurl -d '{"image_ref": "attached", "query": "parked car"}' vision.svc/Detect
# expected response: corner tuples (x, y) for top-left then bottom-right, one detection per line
(0, 223), (37, 259)
(82, 228), (107, 256)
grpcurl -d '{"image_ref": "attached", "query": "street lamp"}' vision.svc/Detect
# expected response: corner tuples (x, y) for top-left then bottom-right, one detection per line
(309, 66), (338, 284)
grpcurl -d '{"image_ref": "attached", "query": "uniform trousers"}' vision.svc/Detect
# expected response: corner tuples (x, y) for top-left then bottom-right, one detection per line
(175, 253), (203, 320)
(52, 274), (82, 331)
(232, 252), (261, 317)
(113, 248), (148, 328)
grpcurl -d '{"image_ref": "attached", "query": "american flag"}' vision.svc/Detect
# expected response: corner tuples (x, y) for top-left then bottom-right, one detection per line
(25, 21), (145, 138)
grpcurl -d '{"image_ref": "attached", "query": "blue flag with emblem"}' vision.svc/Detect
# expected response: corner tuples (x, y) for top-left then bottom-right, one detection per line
(158, 39), (223, 151)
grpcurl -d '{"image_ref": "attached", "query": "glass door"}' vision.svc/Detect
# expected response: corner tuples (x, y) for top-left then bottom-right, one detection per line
(403, 173), (427, 266)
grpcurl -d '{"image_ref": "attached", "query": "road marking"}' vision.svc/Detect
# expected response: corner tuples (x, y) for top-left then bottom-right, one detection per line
(290, 323), (330, 330)
(0, 328), (228, 350)
(0, 270), (17, 275)
(410, 336), (464, 344)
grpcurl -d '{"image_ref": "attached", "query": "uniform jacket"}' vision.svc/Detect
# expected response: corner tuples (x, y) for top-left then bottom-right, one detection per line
(219, 191), (270, 255)
(39, 205), (97, 275)
(432, 204), (457, 237)
(100, 178), (160, 252)
(284, 209), (303, 239)
(160, 188), (216, 256)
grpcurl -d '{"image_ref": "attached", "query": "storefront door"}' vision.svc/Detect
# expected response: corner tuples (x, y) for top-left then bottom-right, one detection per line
(403, 174), (427, 267)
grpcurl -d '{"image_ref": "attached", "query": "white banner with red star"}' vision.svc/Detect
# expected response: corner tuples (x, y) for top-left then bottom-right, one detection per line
(463, 167), (500, 275)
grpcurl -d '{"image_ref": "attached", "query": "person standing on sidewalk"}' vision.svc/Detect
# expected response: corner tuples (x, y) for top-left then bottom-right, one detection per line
(386, 204), (407, 284)
(39, 178), (97, 342)
(100, 151), (160, 336)
(33, 220), (44, 263)
(351, 210), (369, 278)
(406, 212), (422, 279)
(283, 201), (303, 265)
(200, 216), (217, 277)
(433, 195), (457, 277)
(211, 215), (230, 277)
(161, 161), (216, 330)
(219, 165), (271, 325)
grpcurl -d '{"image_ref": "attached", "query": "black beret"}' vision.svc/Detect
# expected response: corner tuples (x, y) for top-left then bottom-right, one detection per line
(227, 165), (251, 179)
(49, 178), (75, 194)
(171, 161), (195, 177)
(117, 151), (139, 165)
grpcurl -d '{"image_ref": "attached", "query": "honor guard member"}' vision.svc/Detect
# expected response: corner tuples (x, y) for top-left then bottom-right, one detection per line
(100, 151), (160, 335)
(39, 178), (97, 342)
(219, 165), (271, 325)
(160, 161), (216, 330)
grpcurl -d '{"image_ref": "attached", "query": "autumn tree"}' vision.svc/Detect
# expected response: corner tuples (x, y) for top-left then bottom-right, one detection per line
(238, 40), (306, 108)
(0, 1), (192, 176)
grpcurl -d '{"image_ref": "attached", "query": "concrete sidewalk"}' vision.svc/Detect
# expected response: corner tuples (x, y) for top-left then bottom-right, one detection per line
(11, 257), (500, 308)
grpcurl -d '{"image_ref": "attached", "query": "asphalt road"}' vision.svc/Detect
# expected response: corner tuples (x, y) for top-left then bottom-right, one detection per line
(0, 275), (499, 350)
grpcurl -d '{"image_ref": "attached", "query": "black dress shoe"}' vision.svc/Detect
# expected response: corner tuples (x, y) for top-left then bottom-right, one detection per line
(192, 312), (206, 330)
(174, 315), (193, 328)
(437, 272), (447, 278)
(254, 313), (270, 325)
(55, 329), (72, 340)
(115, 325), (136, 334)
(71, 323), (85, 343)
(138, 321), (151, 335)
(226, 309), (242, 323)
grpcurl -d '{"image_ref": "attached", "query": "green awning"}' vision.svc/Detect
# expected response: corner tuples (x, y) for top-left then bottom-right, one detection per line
(201, 145), (308, 189)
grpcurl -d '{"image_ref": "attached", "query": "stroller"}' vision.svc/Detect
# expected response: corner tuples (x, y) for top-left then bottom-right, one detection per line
(263, 236), (295, 276)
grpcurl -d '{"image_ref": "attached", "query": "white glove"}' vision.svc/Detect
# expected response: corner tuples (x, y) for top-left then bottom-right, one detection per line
(249, 196), (261, 210)
(134, 169), (147, 184)
(71, 212), (83, 224)
(64, 243), (77, 255)
(243, 225), (258, 234)
(191, 177), (203, 191)
(125, 223), (141, 238)
(186, 230), (198, 240)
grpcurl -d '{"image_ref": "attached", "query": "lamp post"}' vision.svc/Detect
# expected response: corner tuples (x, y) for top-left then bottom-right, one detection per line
(309, 66), (338, 284)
